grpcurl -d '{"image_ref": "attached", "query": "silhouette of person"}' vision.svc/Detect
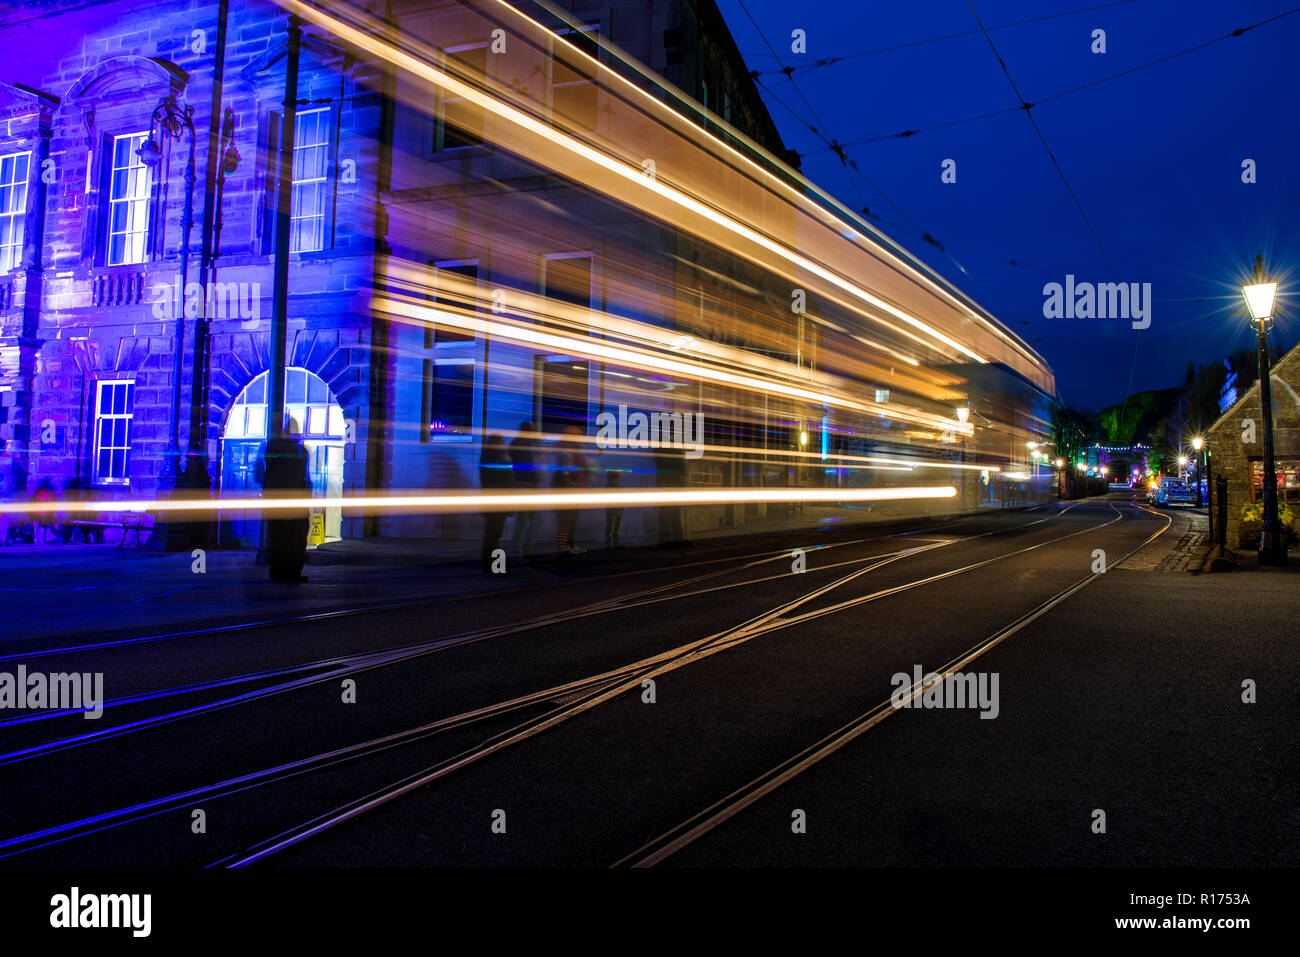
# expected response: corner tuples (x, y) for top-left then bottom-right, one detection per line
(258, 430), (311, 582)
(509, 420), (542, 559)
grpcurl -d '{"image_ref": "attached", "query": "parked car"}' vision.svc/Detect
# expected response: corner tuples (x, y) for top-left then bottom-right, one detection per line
(1154, 479), (1197, 506)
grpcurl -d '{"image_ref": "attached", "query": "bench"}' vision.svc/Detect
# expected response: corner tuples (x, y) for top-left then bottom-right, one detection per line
(64, 511), (150, 547)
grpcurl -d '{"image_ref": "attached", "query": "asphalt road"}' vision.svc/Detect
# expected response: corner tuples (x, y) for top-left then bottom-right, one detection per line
(2, 496), (1295, 868)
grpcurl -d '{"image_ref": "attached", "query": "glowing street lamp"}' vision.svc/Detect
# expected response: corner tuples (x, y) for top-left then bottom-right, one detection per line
(1242, 254), (1286, 564)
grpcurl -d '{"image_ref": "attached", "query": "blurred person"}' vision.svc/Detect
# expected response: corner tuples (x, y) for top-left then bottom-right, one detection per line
(0, 469), (18, 546)
(479, 434), (513, 573)
(258, 427), (311, 583)
(32, 478), (64, 544)
(509, 420), (542, 560)
(553, 425), (588, 556)
(604, 468), (624, 549)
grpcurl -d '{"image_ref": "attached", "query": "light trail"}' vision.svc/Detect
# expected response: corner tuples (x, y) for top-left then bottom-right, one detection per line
(0, 486), (957, 516)
(276, 0), (991, 365)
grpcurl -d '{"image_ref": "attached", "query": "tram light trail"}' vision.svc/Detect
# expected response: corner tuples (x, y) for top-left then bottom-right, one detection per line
(0, 486), (958, 517)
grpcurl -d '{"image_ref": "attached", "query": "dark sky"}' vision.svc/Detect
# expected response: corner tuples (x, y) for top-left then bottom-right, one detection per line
(717, 0), (1300, 411)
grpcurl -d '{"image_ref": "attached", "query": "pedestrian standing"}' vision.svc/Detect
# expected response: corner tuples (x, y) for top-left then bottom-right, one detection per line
(554, 426), (588, 555)
(509, 420), (541, 560)
(259, 432), (311, 583)
(604, 468), (624, 549)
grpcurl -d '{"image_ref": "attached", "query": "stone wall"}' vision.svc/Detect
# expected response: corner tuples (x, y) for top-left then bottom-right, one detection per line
(1204, 340), (1300, 554)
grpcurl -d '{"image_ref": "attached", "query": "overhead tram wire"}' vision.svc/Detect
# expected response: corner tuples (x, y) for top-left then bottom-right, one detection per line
(745, 0), (1138, 76)
(802, 6), (1300, 154)
(965, 0), (1142, 438)
(747, 72), (980, 282)
(733, 0), (879, 228)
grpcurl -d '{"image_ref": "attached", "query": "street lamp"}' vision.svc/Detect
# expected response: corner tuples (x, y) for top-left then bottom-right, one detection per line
(1242, 254), (1285, 565)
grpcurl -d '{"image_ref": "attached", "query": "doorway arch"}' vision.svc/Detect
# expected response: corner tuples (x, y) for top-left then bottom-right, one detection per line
(220, 367), (347, 544)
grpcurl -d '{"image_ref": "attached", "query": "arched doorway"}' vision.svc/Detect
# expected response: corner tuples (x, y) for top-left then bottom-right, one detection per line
(220, 367), (347, 545)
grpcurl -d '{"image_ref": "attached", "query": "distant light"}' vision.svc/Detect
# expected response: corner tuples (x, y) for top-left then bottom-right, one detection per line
(1055, 458), (1064, 468)
(1026, 441), (1038, 450)
(799, 431), (809, 446)
(1178, 455), (1188, 466)
(1192, 436), (1204, 450)
(955, 406), (969, 424)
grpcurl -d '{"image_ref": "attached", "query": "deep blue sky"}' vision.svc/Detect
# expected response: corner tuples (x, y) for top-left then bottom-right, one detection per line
(717, 0), (1300, 410)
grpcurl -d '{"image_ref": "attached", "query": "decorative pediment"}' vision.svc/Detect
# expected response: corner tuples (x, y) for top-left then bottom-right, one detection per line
(65, 56), (188, 105)
(0, 82), (58, 121)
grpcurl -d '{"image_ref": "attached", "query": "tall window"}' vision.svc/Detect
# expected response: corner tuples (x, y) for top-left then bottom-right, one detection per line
(550, 25), (599, 131)
(93, 380), (135, 485)
(435, 45), (488, 151)
(108, 134), (150, 266)
(291, 108), (330, 253)
(0, 151), (29, 272)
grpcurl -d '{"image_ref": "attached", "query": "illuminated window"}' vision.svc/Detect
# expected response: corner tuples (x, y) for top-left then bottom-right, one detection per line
(107, 133), (150, 266)
(93, 380), (135, 485)
(0, 151), (29, 272)
(290, 108), (329, 253)
(224, 367), (344, 440)
(436, 45), (488, 151)
(429, 360), (474, 437)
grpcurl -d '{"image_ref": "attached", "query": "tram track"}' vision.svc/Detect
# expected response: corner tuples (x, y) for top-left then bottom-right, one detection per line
(0, 502), (1137, 865)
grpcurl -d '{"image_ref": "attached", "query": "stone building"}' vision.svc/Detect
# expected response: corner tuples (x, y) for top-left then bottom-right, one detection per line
(1204, 340), (1300, 553)
(0, 0), (799, 546)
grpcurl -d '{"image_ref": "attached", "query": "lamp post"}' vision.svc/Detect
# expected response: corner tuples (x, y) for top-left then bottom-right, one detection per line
(1242, 254), (1285, 565)
(1192, 436), (1204, 507)
(139, 96), (196, 495)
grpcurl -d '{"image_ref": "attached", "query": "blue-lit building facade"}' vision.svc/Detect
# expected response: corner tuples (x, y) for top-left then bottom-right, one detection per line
(0, 0), (806, 545)
(1, 0), (1054, 548)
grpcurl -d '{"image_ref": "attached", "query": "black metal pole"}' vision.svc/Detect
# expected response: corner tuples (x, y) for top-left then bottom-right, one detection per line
(1256, 320), (1286, 564)
(268, 16), (302, 443)
(1205, 448), (1213, 544)
(159, 110), (195, 491)
(184, 0), (229, 496)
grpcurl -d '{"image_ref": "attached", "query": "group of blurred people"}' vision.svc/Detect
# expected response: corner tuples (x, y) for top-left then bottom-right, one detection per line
(478, 420), (626, 573)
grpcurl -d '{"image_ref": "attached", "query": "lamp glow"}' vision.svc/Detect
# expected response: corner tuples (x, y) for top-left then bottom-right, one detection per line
(1242, 281), (1278, 321)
